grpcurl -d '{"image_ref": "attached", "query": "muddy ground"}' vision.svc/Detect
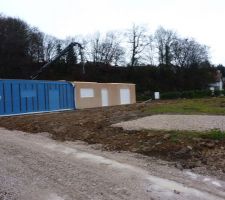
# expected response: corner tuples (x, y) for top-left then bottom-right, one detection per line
(0, 101), (225, 180)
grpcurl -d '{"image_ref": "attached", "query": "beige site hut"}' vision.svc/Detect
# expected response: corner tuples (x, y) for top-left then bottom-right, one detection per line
(72, 82), (136, 109)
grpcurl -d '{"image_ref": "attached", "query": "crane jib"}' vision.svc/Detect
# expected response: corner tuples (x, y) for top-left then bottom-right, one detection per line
(30, 42), (84, 80)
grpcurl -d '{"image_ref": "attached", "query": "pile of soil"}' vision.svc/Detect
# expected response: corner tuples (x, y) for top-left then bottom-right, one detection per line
(0, 101), (224, 179)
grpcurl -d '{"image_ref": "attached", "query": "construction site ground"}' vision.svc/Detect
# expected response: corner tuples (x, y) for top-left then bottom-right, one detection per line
(0, 98), (225, 180)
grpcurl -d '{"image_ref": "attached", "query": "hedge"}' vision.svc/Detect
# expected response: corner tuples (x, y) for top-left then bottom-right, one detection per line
(160, 89), (224, 100)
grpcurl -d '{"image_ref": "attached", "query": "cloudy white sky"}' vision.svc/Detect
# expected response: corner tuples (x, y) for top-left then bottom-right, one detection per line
(1, 0), (225, 65)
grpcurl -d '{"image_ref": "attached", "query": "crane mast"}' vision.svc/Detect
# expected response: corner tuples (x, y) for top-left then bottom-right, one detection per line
(31, 42), (85, 80)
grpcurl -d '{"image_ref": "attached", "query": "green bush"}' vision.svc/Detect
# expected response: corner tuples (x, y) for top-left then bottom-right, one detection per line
(160, 89), (212, 100)
(138, 89), (224, 101)
(214, 90), (224, 96)
(184, 90), (212, 98)
(194, 90), (212, 98)
(161, 91), (181, 99)
(137, 91), (153, 101)
(181, 90), (195, 98)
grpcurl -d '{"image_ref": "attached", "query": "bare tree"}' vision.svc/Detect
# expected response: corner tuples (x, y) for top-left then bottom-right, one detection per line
(90, 32), (101, 63)
(43, 34), (59, 61)
(154, 27), (177, 65)
(142, 35), (156, 65)
(27, 28), (44, 63)
(89, 31), (125, 65)
(172, 38), (209, 67)
(127, 24), (149, 67)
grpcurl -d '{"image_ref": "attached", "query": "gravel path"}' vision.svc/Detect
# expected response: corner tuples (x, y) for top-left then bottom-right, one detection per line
(113, 115), (225, 131)
(0, 128), (225, 200)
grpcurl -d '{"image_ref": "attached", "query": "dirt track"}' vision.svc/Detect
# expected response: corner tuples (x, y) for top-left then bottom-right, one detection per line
(0, 128), (225, 200)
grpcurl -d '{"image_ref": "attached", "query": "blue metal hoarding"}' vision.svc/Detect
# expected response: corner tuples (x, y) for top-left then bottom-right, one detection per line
(0, 79), (75, 116)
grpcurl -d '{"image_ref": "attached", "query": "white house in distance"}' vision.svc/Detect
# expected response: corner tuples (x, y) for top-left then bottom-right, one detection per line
(209, 70), (223, 91)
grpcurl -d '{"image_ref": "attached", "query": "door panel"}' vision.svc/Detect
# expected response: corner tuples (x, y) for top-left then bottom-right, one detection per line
(49, 89), (60, 110)
(120, 89), (131, 105)
(101, 89), (109, 107)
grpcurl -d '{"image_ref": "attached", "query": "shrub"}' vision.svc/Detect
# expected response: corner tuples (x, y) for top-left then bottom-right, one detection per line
(160, 91), (181, 99)
(181, 90), (195, 98)
(160, 89), (212, 100)
(138, 89), (224, 101)
(214, 90), (224, 96)
(137, 91), (153, 101)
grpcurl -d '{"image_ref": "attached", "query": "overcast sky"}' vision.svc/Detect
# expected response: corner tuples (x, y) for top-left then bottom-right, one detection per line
(1, 0), (225, 65)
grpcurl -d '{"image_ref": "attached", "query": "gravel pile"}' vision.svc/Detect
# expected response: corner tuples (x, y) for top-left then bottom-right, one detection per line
(113, 115), (225, 131)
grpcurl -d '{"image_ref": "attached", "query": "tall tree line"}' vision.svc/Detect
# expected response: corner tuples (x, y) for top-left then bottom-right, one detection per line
(0, 14), (223, 94)
(0, 15), (44, 78)
(0, 15), (212, 68)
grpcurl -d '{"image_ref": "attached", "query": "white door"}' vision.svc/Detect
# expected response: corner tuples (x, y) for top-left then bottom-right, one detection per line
(101, 89), (109, 107)
(120, 89), (131, 105)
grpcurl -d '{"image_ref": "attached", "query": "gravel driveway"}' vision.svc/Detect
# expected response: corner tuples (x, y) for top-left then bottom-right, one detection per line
(113, 115), (225, 131)
(0, 128), (225, 200)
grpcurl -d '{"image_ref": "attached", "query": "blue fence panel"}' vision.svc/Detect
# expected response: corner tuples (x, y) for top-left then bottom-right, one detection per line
(0, 82), (4, 115)
(0, 79), (75, 116)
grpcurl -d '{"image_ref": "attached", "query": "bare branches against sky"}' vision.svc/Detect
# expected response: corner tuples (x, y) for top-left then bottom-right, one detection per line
(1, 0), (225, 64)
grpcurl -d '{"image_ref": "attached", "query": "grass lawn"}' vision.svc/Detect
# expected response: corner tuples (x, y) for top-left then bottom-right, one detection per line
(143, 97), (225, 115)
(167, 129), (225, 143)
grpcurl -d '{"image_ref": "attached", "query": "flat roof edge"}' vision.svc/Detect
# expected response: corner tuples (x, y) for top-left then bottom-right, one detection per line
(72, 81), (135, 85)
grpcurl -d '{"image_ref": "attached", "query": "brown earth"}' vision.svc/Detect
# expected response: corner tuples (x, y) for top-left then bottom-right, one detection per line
(0, 101), (225, 179)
